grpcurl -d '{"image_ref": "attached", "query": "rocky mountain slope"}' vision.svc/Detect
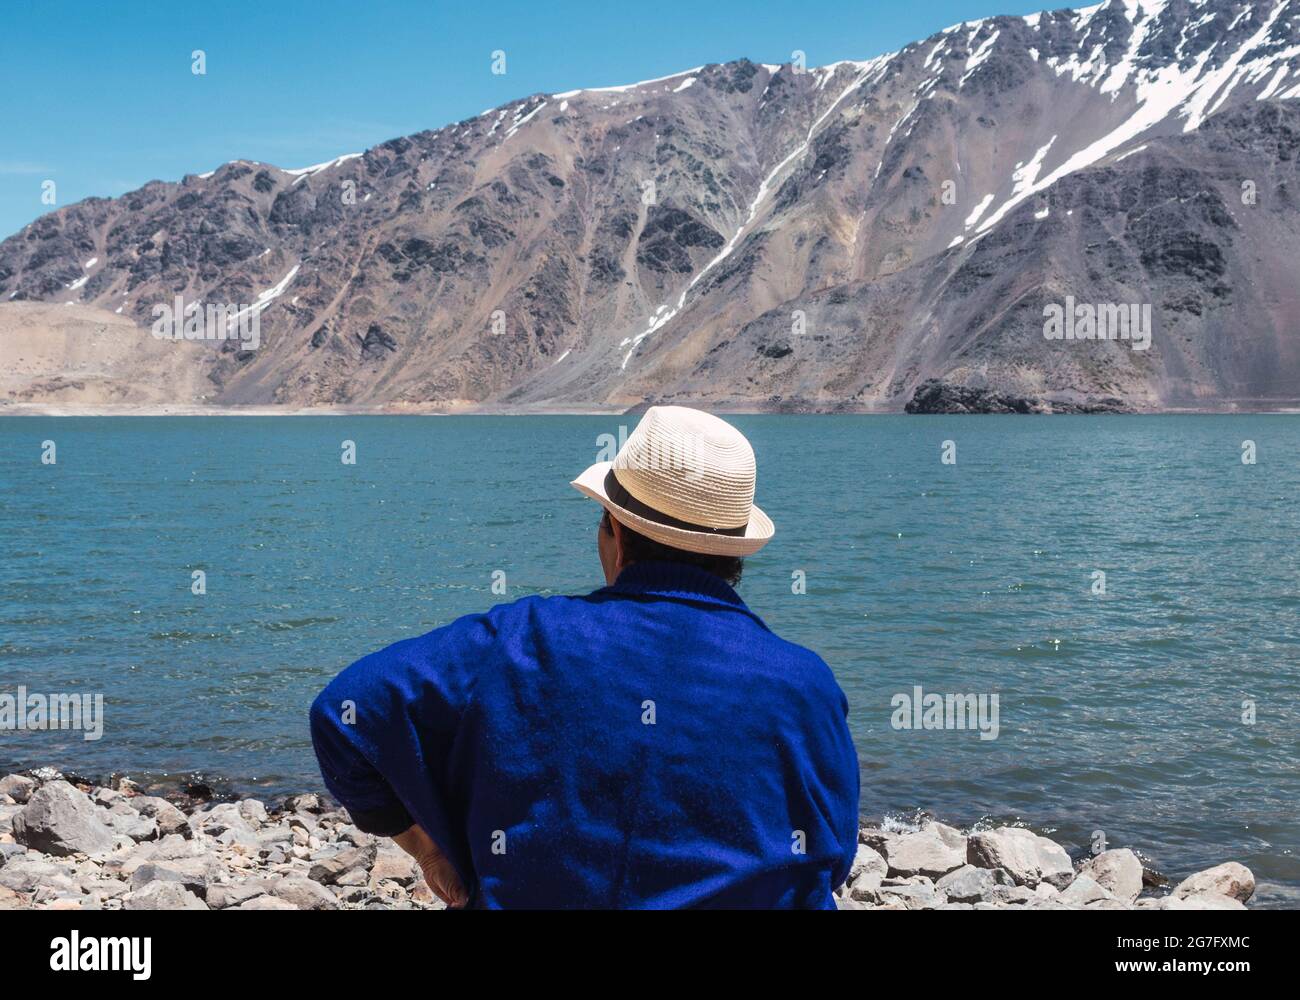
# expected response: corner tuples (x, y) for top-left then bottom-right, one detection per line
(3, 0), (1300, 412)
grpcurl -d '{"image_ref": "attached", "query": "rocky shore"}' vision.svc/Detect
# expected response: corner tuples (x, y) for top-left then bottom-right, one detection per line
(0, 770), (1256, 911)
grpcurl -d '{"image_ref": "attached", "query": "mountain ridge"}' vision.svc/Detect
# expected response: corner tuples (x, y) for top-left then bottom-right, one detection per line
(4, 0), (1300, 413)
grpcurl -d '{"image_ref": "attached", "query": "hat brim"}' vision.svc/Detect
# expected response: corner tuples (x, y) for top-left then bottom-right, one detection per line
(570, 462), (774, 557)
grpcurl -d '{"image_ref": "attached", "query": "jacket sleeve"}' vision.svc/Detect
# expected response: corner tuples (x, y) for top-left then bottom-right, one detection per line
(308, 613), (493, 879)
(829, 681), (862, 892)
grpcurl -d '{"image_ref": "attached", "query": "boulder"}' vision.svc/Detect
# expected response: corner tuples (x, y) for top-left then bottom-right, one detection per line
(124, 881), (208, 910)
(129, 796), (190, 837)
(884, 829), (966, 879)
(284, 793), (323, 814)
(12, 781), (116, 857)
(1172, 863), (1255, 904)
(1079, 849), (1144, 904)
(1162, 893), (1246, 910)
(1085, 897), (1132, 910)
(0, 885), (28, 909)
(0, 856), (70, 893)
(91, 787), (126, 808)
(233, 894), (297, 910)
(0, 775), (37, 803)
(369, 847), (418, 888)
(102, 809), (158, 843)
(207, 882), (268, 909)
(190, 803), (258, 847)
(878, 881), (940, 909)
(925, 820), (968, 852)
(995, 885), (1038, 904)
(238, 799), (268, 827)
(935, 864), (1012, 903)
(848, 843), (887, 884)
(857, 824), (894, 856)
(967, 827), (1074, 888)
(309, 844), (377, 886)
(130, 857), (221, 899)
(848, 869), (883, 901)
(269, 876), (339, 910)
(1058, 873), (1113, 907)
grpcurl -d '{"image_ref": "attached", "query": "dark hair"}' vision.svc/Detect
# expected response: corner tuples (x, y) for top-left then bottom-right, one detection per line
(602, 511), (744, 586)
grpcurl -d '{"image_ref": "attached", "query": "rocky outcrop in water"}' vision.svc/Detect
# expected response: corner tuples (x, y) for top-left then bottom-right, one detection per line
(0, 770), (1257, 910)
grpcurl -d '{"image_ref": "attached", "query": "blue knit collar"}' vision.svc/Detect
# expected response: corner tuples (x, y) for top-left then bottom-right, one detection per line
(600, 560), (758, 617)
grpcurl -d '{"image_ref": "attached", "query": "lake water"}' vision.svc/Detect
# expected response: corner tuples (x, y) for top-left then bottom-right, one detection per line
(2, 414), (1297, 905)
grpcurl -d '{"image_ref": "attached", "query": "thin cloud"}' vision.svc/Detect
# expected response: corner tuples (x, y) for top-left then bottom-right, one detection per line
(0, 161), (51, 175)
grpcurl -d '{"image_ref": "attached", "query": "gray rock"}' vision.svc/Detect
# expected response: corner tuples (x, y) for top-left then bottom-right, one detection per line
(1058, 873), (1113, 907)
(206, 882), (267, 909)
(337, 826), (375, 849)
(268, 876), (339, 910)
(238, 799), (268, 827)
(124, 880), (208, 910)
(1079, 849), (1144, 905)
(0, 775), (37, 803)
(848, 870), (883, 902)
(1161, 893), (1247, 910)
(925, 820), (968, 852)
(0, 856), (71, 892)
(233, 894), (297, 910)
(0, 885), (28, 909)
(857, 824), (894, 855)
(369, 847), (418, 888)
(1172, 862), (1255, 904)
(967, 827), (1074, 888)
(1085, 897), (1132, 910)
(103, 809), (158, 843)
(848, 842), (888, 884)
(285, 793), (323, 814)
(91, 787), (126, 808)
(884, 829), (966, 879)
(0, 843), (28, 865)
(129, 796), (190, 837)
(339, 884), (374, 904)
(11, 781), (116, 857)
(130, 857), (221, 899)
(191, 803), (258, 847)
(309, 844), (377, 885)
(935, 864), (1012, 903)
(878, 881), (940, 909)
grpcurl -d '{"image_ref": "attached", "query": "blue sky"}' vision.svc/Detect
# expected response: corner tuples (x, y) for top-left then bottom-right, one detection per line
(0, 0), (1046, 239)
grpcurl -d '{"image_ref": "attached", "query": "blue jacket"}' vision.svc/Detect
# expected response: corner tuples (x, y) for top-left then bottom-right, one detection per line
(309, 560), (860, 908)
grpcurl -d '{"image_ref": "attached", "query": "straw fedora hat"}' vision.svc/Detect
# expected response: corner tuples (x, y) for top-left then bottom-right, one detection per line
(571, 405), (775, 557)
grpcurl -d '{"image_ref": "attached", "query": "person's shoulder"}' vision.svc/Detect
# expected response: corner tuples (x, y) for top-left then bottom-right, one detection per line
(756, 628), (844, 696)
(765, 630), (834, 673)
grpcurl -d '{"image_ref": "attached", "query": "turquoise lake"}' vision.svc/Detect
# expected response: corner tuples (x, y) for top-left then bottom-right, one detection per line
(1, 414), (1297, 904)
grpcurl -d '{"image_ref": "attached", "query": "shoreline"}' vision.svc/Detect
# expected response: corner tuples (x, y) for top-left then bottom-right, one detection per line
(5, 405), (1300, 417)
(0, 768), (1261, 910)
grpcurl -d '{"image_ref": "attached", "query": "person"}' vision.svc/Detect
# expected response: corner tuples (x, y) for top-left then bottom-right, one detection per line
(309, 405), (860, 908)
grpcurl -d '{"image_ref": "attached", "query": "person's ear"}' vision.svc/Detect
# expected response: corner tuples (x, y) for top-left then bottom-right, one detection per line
(609, 516), (628, 570)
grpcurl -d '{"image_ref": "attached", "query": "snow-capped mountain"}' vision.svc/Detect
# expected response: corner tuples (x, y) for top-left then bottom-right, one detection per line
(3, 0), (1300, 411)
